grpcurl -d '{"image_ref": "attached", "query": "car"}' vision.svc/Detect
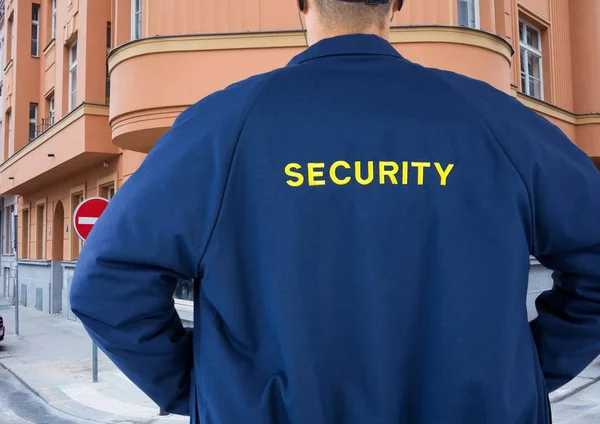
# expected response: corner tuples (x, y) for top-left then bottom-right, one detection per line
(0, 314), (4, 341)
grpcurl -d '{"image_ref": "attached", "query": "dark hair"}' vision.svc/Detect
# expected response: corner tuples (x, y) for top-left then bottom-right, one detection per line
(314, 0), (393, 30)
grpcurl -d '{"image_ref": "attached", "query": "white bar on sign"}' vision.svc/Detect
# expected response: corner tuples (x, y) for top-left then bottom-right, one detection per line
(78, 217), (98, 225)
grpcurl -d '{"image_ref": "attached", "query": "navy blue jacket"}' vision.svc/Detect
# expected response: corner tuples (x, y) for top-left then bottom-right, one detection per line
(70, 34), (600, 424)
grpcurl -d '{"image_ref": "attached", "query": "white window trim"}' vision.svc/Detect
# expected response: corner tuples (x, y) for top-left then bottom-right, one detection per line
(31, 4), (40, 57)
(519, 20), (544, 101)
(29, 103), (38, 140)
(51, 0), (57, 40)
(131, 0), (142, 40)
(68, 42), (77, 111)
(458, 0), (480, 30)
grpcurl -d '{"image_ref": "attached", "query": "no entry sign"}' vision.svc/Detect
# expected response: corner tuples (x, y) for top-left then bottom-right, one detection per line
(73, 197), (109, 241)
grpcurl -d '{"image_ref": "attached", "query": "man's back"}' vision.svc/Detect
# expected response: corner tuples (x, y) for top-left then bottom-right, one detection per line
(70, 35), (600, 424)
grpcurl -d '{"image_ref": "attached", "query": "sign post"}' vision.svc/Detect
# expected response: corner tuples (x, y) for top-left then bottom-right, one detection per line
(73, 197), (110, 384)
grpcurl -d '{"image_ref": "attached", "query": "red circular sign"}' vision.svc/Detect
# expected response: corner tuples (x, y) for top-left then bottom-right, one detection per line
(73, 197), (109, 241)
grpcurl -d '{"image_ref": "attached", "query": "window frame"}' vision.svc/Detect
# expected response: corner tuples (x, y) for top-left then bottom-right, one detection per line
(29, 103), (38, 141)
(21, 207), (30, 259)
(519, 19), (544, 101)
(457, 0), (480, 29)
(106, 22), (111, 105)
(35, 200), (46, 259)
(51, 0), (57, 40)
(49, 96), (55, 125)
(7, 111), (13, 156)
(3, 204), (15, 255)
(131, 0), (142, 40)
(69, 185), (85, 260)
(68, 42), (78, 111)
(31, 3), (40, 57)
(97, 174), (117, 201)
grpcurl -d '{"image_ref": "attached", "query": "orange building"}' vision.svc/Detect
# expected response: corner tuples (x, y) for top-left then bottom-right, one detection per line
(0, 0), (597, 321)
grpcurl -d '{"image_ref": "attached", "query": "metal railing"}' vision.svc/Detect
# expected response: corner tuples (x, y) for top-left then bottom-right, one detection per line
(29, 117), (55, 141)
(37, 117), (54, 136)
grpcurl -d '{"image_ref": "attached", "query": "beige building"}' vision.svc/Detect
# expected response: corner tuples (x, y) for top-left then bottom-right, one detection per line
(0, 0), (597, 320)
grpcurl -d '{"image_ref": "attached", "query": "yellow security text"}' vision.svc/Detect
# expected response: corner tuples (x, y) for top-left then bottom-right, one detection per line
(285, 160), (455, 187)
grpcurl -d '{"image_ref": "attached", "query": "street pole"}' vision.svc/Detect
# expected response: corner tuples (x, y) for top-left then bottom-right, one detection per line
(92, 341), (98, 383)
(13, 213), (19, 336)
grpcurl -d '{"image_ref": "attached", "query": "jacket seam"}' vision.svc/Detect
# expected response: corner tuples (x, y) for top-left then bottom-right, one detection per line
(195, 71), (281, 274)
(430, 71), (536, 253)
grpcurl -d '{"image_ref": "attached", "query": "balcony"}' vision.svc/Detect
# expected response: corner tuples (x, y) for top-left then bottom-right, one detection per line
(107, 31), (307, 153)
(107, 27), (512, 153)
(0, 103), (119, 195)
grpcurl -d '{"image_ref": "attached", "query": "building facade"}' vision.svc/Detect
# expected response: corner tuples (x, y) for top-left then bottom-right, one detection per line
(0, 0), (598, 320)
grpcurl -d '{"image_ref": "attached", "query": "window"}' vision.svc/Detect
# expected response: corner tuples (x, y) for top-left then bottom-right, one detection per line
(36, 203), (46, 259)
(31, 4), (40, 57)
(3, 204), (15, 255)
(131, 0), (142, 40)
(71, 192), (84, 258)
(458, 0), (479, 29)
(7, 111), (13, 156)
(29, 103), (38, 141)
(99, 183), (115, 200)
(106, 23), (111, 105)
(9, 14), (15, 61)
(68, 42), (77, 111)
(51, 0), (57, 40)
(22, 209), (30, 259)
(519, 20), (543, 100)
(77, 194), (84, 253)
(48, 96), (55, 125)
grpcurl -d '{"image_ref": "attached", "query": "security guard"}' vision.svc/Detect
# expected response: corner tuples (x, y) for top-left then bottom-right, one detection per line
(70, 0), (600, 423)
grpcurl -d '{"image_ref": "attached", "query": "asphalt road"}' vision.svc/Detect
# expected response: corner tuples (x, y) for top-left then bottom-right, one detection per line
(0, 367), (94, 424)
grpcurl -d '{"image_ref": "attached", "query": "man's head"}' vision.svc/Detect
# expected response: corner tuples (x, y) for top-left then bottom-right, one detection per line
(298, 0), (399, 45)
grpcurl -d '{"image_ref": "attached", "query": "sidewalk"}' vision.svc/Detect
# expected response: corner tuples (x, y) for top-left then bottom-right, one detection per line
(0, 299), (187, 424)
(1, 299), (600, 423)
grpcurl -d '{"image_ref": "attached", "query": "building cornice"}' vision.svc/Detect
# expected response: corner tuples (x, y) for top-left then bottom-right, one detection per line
(108, 26), (514, 73)
(512, 86), (600, 125)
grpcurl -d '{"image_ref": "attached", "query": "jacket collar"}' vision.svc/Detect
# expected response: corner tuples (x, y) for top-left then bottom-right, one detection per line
(288, 34), (403, 65)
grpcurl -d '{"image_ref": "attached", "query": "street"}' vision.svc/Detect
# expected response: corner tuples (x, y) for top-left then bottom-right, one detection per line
(0, 367), (91, 424)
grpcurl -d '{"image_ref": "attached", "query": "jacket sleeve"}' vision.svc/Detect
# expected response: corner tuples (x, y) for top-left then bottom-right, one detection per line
(464, 83), (600, 392)
(68, 76), (265, 414)
(522, 118), (600, 392)
(436, 70), (600, 392)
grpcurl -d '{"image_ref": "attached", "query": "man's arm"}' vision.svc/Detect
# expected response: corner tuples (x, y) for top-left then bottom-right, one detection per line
(523, 120), (600, 392)
(480, 87), (600, 392)
(69, 74), (271, 413)
(435, 70), (600, 392)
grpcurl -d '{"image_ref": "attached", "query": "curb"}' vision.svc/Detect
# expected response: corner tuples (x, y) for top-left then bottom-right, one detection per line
(550, 376), (600, 404)
(0, 359), (104, 424)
